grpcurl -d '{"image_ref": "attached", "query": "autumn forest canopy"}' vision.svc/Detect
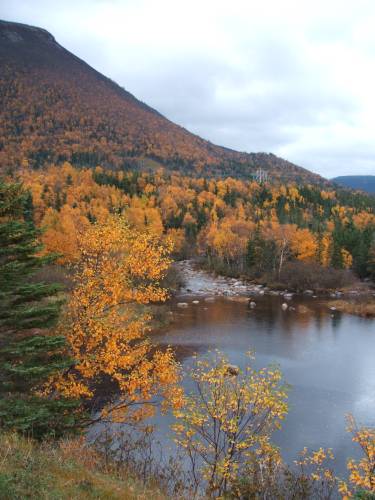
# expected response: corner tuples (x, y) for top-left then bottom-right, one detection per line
(21, 162), (375, 284)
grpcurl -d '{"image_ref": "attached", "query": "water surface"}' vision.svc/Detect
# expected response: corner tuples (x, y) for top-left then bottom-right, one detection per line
(155, 294), (375, 474)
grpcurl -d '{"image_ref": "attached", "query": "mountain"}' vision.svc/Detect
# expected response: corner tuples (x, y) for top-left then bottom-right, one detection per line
(0, 19), (326, 184)
(331, 176), (375, 195)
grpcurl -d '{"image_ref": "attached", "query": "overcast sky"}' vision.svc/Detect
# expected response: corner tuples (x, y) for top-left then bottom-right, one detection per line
(2, 0), (375, 177)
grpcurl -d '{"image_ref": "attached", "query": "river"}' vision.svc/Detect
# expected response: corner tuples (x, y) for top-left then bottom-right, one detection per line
(152, 262), (375, 475)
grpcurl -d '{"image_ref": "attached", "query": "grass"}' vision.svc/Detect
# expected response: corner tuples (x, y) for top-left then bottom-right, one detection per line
(329, 299), (375, 318)
(0, 433), (167, 500)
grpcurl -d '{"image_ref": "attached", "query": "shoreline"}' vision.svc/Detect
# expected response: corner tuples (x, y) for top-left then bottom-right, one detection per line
(174, 260), (373, 298)
(171, 260), (375, 316)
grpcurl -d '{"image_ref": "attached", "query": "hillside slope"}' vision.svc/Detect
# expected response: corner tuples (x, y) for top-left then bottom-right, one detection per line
(0, 19), (325, 184)
(332, 175), (375, 194)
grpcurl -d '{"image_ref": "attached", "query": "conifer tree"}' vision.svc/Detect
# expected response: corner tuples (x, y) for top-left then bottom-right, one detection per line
(368, 242), (375, 280)
(0, 180), (80, 439)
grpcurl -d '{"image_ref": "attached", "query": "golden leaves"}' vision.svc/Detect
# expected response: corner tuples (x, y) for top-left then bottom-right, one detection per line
(49, 215), (180, 423)
(172, 351), (288, 495)
(338, 415), (375, 497)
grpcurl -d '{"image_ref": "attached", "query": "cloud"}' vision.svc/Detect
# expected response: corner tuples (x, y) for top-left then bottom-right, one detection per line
(2, 0), (375, 177)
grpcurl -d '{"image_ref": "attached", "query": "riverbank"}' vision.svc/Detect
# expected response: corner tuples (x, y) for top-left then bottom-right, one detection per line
(328, 299), (375, 318)
(173, 260), (373, 301)
(174, 260), (262, 297)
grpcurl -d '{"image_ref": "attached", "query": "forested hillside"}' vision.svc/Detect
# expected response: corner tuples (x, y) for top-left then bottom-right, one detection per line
(21, 162), (375, 284)
(0, 20), (325, 184)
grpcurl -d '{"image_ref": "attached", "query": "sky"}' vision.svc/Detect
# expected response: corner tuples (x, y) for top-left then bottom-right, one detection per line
(2, 0), (375, 178)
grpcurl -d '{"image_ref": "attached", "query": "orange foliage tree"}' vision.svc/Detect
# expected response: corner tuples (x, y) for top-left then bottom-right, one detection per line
(40, 205), (90, 263)
(47, 215), (181, 423)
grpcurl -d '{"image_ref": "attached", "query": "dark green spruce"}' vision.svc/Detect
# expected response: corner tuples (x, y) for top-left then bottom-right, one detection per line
(0, 180), (80, 439)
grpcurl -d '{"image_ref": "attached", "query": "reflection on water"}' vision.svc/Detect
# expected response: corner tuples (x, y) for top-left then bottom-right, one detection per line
(153, 294), (375, 474)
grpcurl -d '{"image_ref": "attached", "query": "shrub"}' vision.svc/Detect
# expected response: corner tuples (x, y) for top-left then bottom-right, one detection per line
(278, 261), (356, 291)
(172, 351), (288, 497)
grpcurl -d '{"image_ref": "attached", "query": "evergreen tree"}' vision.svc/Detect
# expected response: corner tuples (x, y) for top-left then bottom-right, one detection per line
(353, 228), (372, 278)
(246, 230), (277, 277)
(368, 242), (375, 280)
(331, 223), (344, 269)
(0, 180), (80, 439)
(245, 235), (258, 270)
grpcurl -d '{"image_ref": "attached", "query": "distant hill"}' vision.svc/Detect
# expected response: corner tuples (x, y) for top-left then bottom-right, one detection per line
(0, 19), (327, 185)
(331, 176), (375, 194)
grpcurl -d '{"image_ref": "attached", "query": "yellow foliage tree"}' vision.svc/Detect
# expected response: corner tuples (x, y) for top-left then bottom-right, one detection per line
(48, 215), (181, 423)
(339, 415), (375, 498)
(126, 197), (164, 237)
(341, 248), (353, 269)
(41, 205), (90, 263)
(291, 228), (318, 262)
(172, 352), (288, 496)
(318, 232), (332, 267)
(166, 227), (186, 256)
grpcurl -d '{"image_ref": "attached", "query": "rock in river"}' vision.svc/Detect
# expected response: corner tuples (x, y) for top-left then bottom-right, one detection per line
(204, 297), (215, 303)
(225, 364), (240, 376)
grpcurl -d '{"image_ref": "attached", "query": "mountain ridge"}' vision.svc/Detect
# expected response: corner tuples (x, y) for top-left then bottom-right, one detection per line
(0, 19), (165, 118)
(0, 19), (326, 185)
(332, 175), (375, 195)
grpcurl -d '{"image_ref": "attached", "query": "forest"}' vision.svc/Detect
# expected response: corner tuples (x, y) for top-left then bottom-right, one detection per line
(19, 161), (375, 288)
